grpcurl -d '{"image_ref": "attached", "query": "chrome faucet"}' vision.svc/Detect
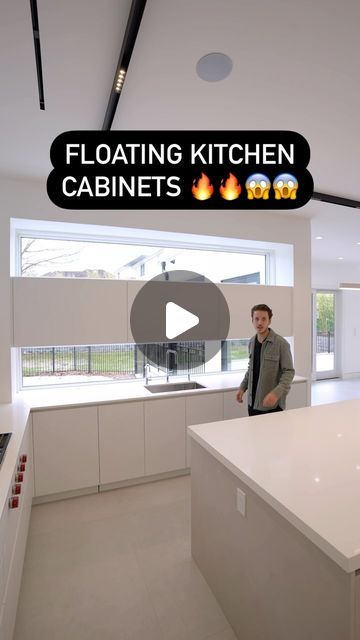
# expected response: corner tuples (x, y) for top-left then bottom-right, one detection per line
(166, 349), (177, 383)
(187, 347), (191, 382)
(144, 362), (151, 384)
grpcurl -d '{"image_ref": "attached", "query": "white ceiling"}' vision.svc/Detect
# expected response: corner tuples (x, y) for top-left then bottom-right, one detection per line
(1, 0), (360, 266)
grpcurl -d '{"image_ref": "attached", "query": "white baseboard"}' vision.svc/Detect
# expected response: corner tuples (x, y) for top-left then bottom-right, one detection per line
(32, 485), (98, 505)
(31, 470), (191, 504)
(99, 468), (190, 492)
(341, 372), (360, 380)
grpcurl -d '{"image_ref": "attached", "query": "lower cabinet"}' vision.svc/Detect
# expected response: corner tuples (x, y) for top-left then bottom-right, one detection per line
(144, 398), (186, 475)
(186, 393), (223, 466)
(32, 407), (99, 497)
(286, 382), (308, 409)
(223, 381), (308, 419)
(98, 402), (144, 484)
(31, 382), (309, 498)
(223, 390), (248, 420)
(0, 417), (33, 640)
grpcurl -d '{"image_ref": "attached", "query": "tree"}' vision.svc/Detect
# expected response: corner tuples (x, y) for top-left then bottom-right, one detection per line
(21, 238), (81, 276)
(316, 293), (334, 333)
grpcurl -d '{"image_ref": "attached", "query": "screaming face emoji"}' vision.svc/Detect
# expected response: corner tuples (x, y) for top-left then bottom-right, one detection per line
(273, 173), (298, 199)
(245, 173), (270, 199)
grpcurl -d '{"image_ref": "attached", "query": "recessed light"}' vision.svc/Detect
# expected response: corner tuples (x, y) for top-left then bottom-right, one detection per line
(357, 242), (360, 245)
(315, 236), (323, 240)
(338, 257), (344, 260)
(196, 53), (233, 82)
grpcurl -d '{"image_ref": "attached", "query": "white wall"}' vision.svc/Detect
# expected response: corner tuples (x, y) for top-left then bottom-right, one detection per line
(0, 176), (312, 402)
(313, 260), (360, 378)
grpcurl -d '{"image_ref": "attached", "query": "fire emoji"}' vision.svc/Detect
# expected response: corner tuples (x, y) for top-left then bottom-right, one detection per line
(219, 173), (242, 200)
(192, 173), (214, 200)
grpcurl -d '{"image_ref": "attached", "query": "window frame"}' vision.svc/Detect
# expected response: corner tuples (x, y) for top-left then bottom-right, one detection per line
(15, 225), (273, 390)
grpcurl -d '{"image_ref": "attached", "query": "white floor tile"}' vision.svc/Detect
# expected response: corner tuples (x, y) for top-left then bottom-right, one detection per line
(311, 377), (360, 405)
(15, 476), (233, 640)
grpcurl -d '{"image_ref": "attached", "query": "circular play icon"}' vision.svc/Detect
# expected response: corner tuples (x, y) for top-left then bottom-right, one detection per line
(130, 270), (230, 371)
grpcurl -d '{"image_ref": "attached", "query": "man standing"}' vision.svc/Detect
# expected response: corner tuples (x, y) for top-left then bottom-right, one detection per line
(236, 304), (295, 416)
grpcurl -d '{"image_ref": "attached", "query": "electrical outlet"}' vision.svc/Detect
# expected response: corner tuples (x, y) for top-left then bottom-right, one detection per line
(236, 488), (246, 516)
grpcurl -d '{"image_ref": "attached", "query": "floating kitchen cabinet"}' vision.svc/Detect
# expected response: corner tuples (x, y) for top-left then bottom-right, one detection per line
(98, 402), (145, 485)
(218, 284), (293, 340)
(185, 393), (223, 467)
(32, 407), (99, 497)
(144, 397), (186, 475)
(12, 277), (128, 346)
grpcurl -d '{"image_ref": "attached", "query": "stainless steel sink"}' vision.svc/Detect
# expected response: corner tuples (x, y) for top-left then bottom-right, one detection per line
(145, 381), (206, 393)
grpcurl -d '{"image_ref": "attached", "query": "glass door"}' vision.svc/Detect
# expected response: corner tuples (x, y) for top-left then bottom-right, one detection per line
(313, 291), (338, 379)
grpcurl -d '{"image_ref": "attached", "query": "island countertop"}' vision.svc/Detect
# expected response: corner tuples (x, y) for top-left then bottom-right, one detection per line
(188, 399), (360, 573)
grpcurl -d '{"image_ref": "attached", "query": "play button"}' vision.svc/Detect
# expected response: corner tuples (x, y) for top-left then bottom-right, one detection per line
(166, 302), (199, 339)
(130, 270), (230, 372)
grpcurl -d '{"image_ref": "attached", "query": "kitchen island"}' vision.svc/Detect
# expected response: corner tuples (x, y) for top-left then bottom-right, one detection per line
(188, 400), (360, 640)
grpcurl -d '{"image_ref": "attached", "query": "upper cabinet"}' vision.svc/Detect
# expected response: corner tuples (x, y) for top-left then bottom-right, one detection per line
(12, 278), (293, 347)
(218, 284), (293, 339)
(12, 277), (127, 346)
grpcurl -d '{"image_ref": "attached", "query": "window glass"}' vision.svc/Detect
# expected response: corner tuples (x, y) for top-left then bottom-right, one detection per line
(21, 340), (250, 387)
(20, 237), (266, 284)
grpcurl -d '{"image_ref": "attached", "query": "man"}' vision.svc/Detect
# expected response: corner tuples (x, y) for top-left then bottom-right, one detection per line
(236, 304), (295, 416)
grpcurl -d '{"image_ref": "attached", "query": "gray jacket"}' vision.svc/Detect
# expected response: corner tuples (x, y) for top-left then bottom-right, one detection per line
(239, 328), (295, 411)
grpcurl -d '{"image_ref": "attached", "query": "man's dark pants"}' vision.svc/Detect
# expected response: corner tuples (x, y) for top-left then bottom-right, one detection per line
(248, 406), (283, 417)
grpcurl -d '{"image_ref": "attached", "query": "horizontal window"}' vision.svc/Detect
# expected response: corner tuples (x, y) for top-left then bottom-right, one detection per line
(20, 237), (266, 284)
(20, 340), (250, 388)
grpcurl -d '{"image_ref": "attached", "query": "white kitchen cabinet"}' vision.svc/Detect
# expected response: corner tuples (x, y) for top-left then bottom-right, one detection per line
(218, 284), (293, 340)
(186, 393), (223, 466)
(144, 398), (186, 475)
(99, 402), (144, 485)
(32, 407), (99, 497)
(223, 390), (248, 420)
(0, 417), (33, 640)
(223, 381), (308, 420)
(286, 381), (308, 409)
(12, 278), (128, 347)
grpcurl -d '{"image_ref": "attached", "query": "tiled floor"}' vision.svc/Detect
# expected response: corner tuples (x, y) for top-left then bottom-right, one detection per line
(14, 476), (236, 640)
(311, 377), (360, 405)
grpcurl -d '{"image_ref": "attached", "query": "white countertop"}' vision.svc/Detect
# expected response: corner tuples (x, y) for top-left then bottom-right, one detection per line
(0, 372), (306, 516)
(188, 399), (360, 573)
(18, 372), (307, 410)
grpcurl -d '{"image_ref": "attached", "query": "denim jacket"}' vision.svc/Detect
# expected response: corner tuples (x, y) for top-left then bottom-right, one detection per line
(239, 328), (295, 411)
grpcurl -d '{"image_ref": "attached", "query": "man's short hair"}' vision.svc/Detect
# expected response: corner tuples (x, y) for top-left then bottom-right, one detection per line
(251, 304), (273, 319)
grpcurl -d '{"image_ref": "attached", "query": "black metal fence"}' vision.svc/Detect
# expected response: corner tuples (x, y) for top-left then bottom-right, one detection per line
(22, 342), (206, 378)
(316, 332), (334, 354)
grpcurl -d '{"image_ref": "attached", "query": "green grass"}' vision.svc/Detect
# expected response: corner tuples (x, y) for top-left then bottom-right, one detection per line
(22, 350), (137, 376)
